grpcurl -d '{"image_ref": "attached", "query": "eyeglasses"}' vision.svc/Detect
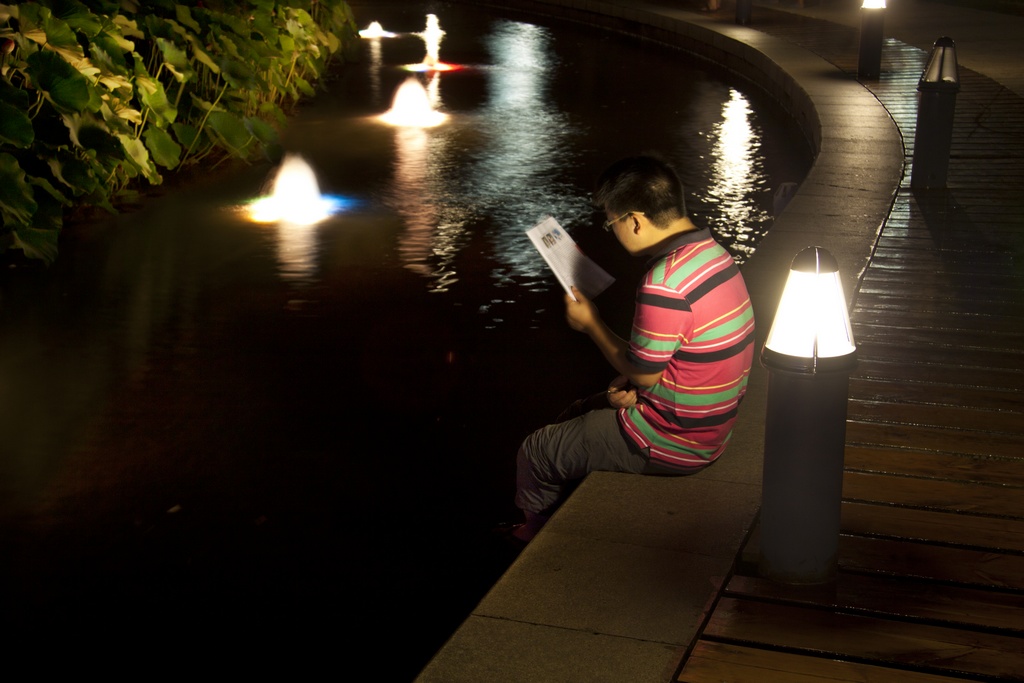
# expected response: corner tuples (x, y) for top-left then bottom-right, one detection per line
(602, 211), (644, 232)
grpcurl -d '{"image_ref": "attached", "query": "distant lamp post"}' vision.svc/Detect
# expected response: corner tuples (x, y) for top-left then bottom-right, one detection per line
(736, 0), (752, 25)
(858, 0), (886, 80)
(759, 247), (857, 584)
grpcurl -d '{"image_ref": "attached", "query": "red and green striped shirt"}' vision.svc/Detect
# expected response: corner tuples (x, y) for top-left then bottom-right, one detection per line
(619, 228), (755, 469)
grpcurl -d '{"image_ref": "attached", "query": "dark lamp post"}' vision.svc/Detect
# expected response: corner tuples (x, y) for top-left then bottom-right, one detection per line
(759, 247), (857, 584)
(736, 0), (752, 26)
(857, 0), (886, 80)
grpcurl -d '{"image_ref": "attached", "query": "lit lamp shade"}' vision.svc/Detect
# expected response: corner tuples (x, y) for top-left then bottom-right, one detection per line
(761, 247), (857, 374)
(919, 36), (959, 91)
(862, 0), (886, 9)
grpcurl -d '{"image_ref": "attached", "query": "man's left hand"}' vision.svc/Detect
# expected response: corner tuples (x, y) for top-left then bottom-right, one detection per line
(607, 374), (637, 409)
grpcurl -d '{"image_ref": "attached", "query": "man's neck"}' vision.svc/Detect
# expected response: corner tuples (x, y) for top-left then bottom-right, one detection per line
(668, 216), (699, 235)
(639, 217), (701, 257)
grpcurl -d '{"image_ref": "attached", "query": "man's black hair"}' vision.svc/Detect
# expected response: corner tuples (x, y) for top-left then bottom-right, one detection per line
(592, 154), (687, 227)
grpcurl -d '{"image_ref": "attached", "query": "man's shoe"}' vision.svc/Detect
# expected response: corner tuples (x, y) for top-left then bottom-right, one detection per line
(489, 522), (528, 556)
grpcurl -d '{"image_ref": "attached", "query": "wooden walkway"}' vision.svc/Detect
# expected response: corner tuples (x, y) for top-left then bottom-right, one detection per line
(677, 10), (1024, 683)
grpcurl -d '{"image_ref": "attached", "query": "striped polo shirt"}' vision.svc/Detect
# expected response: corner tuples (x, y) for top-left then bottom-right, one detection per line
(619, 228), (755, 469)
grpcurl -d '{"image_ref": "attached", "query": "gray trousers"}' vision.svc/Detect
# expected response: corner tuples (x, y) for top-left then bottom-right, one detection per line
(515, 408), (648, 517)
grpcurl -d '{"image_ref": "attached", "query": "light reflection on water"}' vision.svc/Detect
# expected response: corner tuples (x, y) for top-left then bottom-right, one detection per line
(275, 9), (790, 301)
(704, 89), (771, 262)
(471, 20), (586, 295)
(389, 121), (472, 291)
(363, 30), (386, 102)
(333, 17), (590, 303)
(274, 221), (321, 283)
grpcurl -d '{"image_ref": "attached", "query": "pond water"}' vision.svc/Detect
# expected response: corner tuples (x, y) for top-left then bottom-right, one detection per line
(0, 1), (811, 673)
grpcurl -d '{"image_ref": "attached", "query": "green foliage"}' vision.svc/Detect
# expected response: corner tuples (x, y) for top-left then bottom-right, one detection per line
(0, 0), (358, 264)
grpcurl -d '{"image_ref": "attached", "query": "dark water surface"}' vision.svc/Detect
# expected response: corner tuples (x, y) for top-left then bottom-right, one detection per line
(0, 1), (811, 674)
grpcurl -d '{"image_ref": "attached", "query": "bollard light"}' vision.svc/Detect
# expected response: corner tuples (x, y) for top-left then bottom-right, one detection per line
(911, 37), (960, 189)
(857, 0), (885, 80)
(761, 247), (856, 373)
(759, 247), (857, 584)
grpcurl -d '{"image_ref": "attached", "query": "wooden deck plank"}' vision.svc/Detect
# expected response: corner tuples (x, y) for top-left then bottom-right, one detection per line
(847, 399), (1024, 434)
(841, 501), (1024, 553)
(856, 294), (1023, 313)
(871, 216), (1022, 234)
(839, 536), (1024, 590)
(851, 329), (1019, 352)
(865, 251), (1018, 272)
(852, 358), (1023, 389)
(702, 598), (1024, 680)
(843, 446), (1024, 486)
(851, 326), (1024, 354)
(842, 471), (1024, 518)
(853, 310), (1024, 335)
(852, 305), (1024, 327)
(860, 260), (1019, 278)
(724, 574), (1024, 634)
(863, 255), (1019, 276)
(848, 377), (1024, 412)
(859, 267), (1024, 289)
(856, 281), (1022, 301)
(846, 420), (1024, 459)
(874, 225), (1024, 242)
(868, 244), (1024, 264)
(853, 292), (1024, 318)
(678, 641), (959, 683)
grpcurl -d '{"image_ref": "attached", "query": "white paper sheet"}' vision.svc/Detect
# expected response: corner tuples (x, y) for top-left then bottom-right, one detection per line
(526, 216), (615, 301)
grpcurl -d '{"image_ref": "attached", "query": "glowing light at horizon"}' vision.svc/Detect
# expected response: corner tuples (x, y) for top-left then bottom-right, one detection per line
(246, 154), (347, 225)
(399, 14), (466, 75)
(402, 61), (463, 73)
(417, 14), (446, 69)
(359, 21), (397, 39)
(379, 77), (448, 127)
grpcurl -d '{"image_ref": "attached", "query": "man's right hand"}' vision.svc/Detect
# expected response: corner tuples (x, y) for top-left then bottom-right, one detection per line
(565, 286), (600, 334)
